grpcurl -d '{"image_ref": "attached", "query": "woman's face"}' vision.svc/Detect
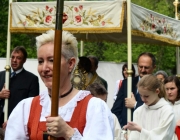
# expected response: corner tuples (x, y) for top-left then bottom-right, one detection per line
(123, 67), (128, 79)
(138, 87), (160, 106)
(165, 82), (178, 104)
(37, 43), (75, 89)
(156, 74), (165, 82)
(37, 43), (54, 89)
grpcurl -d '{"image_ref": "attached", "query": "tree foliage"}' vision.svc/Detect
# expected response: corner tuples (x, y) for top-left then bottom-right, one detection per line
(0, 0), (178, 74)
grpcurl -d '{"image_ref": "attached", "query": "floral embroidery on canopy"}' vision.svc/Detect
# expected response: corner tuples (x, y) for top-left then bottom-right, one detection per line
(18, 4), (113, 27)
(139, 14), (177, 39)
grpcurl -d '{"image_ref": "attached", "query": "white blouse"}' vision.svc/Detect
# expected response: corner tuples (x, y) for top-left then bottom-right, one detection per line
(5, 90), (114, 140)
(169, 100), (180, 140)
(169, 100), (180, 123)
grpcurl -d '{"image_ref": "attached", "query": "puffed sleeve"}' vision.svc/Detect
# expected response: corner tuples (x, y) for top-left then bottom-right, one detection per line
(4, 97), (33, 140)
(82, 97), (114, 140)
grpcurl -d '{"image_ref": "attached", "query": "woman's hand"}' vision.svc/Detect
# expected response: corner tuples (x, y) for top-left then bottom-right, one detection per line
(123, 122), (142, 132)
(46, 116), (74, 139)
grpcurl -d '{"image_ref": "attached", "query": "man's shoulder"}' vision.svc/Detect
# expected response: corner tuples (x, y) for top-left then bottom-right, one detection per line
(0, 70), (5, 74)
(21, 69), (38, 78)
(0, 71), (5, 77)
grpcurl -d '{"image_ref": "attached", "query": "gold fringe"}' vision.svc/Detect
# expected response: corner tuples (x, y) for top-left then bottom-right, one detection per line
(119, 1), (125, 30)
(132, 30), (180, 46)
(10, 27), (123, 34)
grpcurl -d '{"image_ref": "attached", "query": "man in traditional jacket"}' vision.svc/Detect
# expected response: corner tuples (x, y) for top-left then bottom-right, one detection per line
(0, 46), (39, 127)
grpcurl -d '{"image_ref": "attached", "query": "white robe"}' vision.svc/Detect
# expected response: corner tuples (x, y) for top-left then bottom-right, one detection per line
(129, 98), (176, 140)
(112, 113), (122, 140)
(5, 90), (114, 140)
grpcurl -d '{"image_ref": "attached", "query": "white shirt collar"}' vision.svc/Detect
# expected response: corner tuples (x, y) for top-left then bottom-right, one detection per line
(11, 67), (23, 74)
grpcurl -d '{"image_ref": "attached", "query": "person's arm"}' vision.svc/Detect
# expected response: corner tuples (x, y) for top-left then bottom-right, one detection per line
(4, 98), (33, 140)
(83, 98), (114, 139)
(111, 80), (125, 127)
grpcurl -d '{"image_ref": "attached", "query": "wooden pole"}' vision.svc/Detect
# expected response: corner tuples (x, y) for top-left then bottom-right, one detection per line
(50, 0), (64, 140)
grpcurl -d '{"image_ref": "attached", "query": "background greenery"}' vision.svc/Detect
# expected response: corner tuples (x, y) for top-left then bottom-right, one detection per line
(0, 0), (178, 74)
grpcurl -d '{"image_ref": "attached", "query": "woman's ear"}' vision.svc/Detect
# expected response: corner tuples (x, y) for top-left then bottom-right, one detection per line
(68, 57), (76, 73)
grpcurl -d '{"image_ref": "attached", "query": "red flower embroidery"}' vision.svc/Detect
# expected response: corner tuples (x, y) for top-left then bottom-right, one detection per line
(102, 21), (105, 26)
(152, 24), (156, 29)
(79, 5), (83, 11)
(49, 8), (53, 13)
(46, 6), (49, 11)
(45, 15), (52, 23)
(74, 7), (79, 12)
(23, 21), (27, 26)
(63, 13), (68, 24)
(75, 15), (82, 23)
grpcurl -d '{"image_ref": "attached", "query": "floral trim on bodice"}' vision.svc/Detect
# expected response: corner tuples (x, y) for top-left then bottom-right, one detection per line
(39, 89), (91, 122)
(140, 14), (177, 39)
(18, 4), (113, 27)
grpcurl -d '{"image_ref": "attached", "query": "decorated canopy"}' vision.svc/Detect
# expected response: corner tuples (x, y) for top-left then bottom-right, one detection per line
(10, 0), (180, 46)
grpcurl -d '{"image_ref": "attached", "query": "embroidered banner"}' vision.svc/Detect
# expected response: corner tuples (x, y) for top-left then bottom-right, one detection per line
(10, 1), (180, 45)
(131, 3), (180, 46)
(10, 1), (124, 33)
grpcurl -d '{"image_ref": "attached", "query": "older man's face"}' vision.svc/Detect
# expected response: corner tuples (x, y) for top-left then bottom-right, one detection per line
(138, 55), (155, 78)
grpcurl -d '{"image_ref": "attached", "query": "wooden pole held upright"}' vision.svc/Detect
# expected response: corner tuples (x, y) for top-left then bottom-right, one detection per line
(50, 0), (64, 140)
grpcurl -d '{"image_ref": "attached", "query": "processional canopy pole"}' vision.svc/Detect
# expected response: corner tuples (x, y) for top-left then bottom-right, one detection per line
(50, 0), (64, 140)
(127, 0), (132, 136)
(173, 0), (180, 77)
(4, 0), (13, 122)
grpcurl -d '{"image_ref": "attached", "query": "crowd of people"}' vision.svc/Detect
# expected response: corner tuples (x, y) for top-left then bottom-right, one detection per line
(0, 30), (180, 140)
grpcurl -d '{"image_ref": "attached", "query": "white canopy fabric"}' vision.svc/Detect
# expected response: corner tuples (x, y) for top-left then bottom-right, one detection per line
(10, 0), (180, 46)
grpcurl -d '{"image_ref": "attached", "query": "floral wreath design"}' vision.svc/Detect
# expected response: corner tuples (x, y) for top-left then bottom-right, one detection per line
(18, 4), (113, 27)
(140, 14), (177, 39)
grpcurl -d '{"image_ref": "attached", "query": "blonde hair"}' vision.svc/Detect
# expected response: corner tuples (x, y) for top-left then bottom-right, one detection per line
(137, 74), (166, 99)
(36, 29), (78, 63)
